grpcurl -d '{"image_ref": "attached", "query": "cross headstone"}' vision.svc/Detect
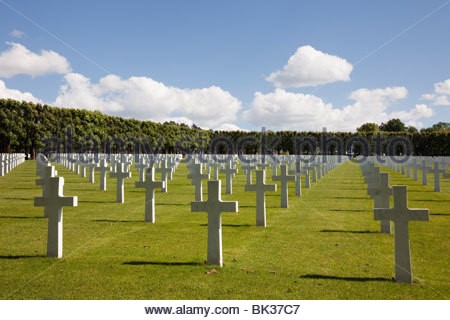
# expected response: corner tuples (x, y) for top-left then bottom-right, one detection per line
(135, 158), (148, 183)
(288, 161), (303, 196)
(187, 163), (210, 201)
(156, 159), (171, 192)
(241, 162), (257, 187)
(421, 160), (430, 186)
(34, 177), (78, 258)
(430, 161), (444, 192)
(36, 165), (58, 218)
(245, 170), (277, 227)
(79, 159), (88, 178)
(110, 163), (131, 203)
(219, 160), (238, 194)
(209, 161), (222, 180)
(368, 172), (392, 233)
(272, 164), (295, 208)
(97, 159), (110, 191)
(411, 158), (419, 181)
(87, 160), (99, 183)
(135, 167), (165, 223)
(374, 186), (429, 283)
(191, 180), (238, 267)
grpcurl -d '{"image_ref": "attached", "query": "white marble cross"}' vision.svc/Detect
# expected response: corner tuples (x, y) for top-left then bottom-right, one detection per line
(421, 159), (430, 186)
(219, 160), (238, 194)
(272, 164), (295, 208)
(368, 172), (392, 233)
(87, 160), (99, 183)
(187, 163), (210, 201)
(430, 161), (445, 192)
(97, 159), (110, 191)
(241, 162), (257, 186)
(135, 167), (165, 223)
(288, 161), (303, 196)
(374, 186), (429, 283)
(34, 177), (78, 258)
(79, 159), (88, 178)
(245, 170), (277, 227)
(110, 163), (131, 203)
(191, 180), (238, 267)
(135, 158), (148, 183)
(156, 159), (171, 192)
(208, 161), (222, 180)
(36, 165), (58, 218)
(411, 158), (419, 181)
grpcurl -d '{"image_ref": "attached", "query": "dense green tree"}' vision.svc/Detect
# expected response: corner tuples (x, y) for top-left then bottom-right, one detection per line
(379, 118), (406, 132)
(356, 122), (379, 133)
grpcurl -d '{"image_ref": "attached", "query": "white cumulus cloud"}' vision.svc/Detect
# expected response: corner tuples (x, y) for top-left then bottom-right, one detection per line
(421, 79), (450, 106)
(244, 86), (431, 131)
(266, 45), (353, 88)
(0, 80), (41, 103)
(389, 104), (433, 128)
(0, 42), (71, 78)
(55, 73), (242, 129)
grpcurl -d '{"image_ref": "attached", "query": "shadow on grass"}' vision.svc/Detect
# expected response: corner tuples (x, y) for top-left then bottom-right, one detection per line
(3, 197), (33, 201)
(300, 274), (392, 282)
(430, 213), (450, 216)
(200, 223), (252, 228)
(93, 219), (142, 223)
(157, 203), (187, 207)
(0, 215), (45, 219)
(328, 209), (367, 213)
(413, 199), (450, 202)
(332, 196), (368, 200)
(79, 200), (112, 204)
(320, 229), (378, 234)
(0, 254), (46, 259)
(123, 261), (203, 266)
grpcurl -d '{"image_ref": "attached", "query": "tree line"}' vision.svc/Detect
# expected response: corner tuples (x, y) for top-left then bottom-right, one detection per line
(1, 98), (449, 157)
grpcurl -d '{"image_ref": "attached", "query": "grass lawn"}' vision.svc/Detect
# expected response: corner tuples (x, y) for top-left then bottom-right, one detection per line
(0, 158), (449, 299)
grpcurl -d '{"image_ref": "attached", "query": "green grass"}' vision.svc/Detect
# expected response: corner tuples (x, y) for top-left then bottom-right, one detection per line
(0, 159), (449, 299)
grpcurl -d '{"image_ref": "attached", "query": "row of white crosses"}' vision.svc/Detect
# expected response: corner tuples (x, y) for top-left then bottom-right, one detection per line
(377, 156), (450, 192)
(188, 154), (345, 267)
(34, 154), (78, 258)
(54, 153), (180, 224)
(361, 160), (429, 284)
(0, 153), (26, 176)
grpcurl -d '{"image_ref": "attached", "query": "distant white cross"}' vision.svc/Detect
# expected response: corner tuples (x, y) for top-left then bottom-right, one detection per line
(374, 186), (429, 283)
(272, 164), (295, 208)
(135, 158), (148, 183)
(87, 160), (99, 183)
(219, 160), (238, 194)
(97, 159), (110, 191)
(368, 172), (392, 233)
(35, 165), (58, 218)
(241, 162), (257, 186)
(110, 163), (131, 203)
(187, 163), (210, 201)
(245, 170), (277, 227)
(135, 167), (165, 223)
(156, 159), (171, 192)
(430, 161), (445, 192)
(191, 180), (238, 267)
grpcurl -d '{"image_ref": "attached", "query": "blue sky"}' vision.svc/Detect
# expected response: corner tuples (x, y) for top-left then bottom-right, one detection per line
(0, 0), (449, 131)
